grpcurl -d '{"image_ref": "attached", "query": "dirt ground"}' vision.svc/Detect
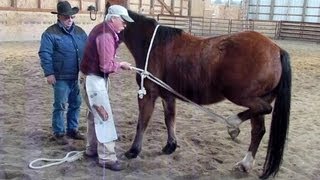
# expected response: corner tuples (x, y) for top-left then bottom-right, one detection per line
(0, 40), (319, 179)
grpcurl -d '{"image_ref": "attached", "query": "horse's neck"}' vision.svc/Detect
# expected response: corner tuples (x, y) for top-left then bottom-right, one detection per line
(125, 33), (154, 68)
(125, 42), (146, 68)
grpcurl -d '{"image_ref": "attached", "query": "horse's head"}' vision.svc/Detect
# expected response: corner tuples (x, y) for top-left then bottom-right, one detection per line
(121, 11), (158, 45)
(119, 10), (183, 68)
(117, 11), (158, 67)
(122, 10), (183, 46)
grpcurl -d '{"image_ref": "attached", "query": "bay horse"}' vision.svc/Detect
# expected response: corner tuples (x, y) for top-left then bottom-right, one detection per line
(120, 10), (291, 179)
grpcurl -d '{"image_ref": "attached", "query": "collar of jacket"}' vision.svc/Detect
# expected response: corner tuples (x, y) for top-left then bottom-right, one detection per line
(105, 22), (119, 42)
(57, 20), (75, 34)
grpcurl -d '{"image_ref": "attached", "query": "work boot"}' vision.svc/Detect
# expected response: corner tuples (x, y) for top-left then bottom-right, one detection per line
(84, 151), (98, 158)
(66, 130), (85, 140)
(54, 134), (69, 145)
(98, 160), (127, 171)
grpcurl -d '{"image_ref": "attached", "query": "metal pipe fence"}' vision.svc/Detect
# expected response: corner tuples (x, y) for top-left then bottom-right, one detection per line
(156, 14), (320, 42)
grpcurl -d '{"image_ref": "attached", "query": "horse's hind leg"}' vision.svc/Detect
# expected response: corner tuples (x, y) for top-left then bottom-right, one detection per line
(226, 97), (272, 139)
(234, 115), (265, 172)
(161, 96), (177, 154)
(125, 93), (157, 159)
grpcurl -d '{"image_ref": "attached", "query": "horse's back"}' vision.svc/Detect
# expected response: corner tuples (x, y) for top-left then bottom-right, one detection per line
(152, 30), (282, 104)
(213, 31), (282, 98)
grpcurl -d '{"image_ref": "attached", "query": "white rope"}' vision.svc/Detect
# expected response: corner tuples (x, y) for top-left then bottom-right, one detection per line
(131, 66), (228, 125)
(138, 24), (160, 99)
(29, 151), (84, 169)
(144, 24), (160, 70)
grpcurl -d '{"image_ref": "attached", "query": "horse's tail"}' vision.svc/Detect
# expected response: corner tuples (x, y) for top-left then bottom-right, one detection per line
(260, 49), (292, 179)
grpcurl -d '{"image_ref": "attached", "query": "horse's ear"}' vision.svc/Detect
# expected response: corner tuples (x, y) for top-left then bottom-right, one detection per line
(105, 0), (128, 7)
(105, 2), (111, 9)
(105, 2), (111, 17)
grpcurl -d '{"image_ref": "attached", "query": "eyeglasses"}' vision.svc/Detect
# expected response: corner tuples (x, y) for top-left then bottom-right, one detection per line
(117, 17), (126, 24)
(60, 15), (75, 20)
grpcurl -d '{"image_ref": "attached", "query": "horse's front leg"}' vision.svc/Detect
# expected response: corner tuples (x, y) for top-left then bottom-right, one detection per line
(161, 96), (177, 154)
(125, 93), (157, 159)
(234, 116), (265, 172)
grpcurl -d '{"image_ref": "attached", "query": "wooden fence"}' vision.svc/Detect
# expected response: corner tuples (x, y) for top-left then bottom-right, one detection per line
(277, 21), (320, 42)
(0, 0), (98, 12)
(155, 14), (320, 42)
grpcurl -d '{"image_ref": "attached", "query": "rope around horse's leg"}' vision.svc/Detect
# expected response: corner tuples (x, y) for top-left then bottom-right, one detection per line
(29, 151), (84, 169)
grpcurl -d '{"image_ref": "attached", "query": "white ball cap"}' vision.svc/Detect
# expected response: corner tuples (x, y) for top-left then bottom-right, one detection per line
(107, 5), (134, 22)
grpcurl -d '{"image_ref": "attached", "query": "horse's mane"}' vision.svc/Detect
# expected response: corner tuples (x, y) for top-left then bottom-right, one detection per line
(155, 26), (183, 46)
(128, 10), (183, 46)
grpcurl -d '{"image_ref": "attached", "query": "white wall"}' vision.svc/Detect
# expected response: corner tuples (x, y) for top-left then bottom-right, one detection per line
(0, 11), (104, 42)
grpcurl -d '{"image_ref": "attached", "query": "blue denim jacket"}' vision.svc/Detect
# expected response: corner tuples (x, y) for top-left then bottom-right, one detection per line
(39, 21), (87, 80)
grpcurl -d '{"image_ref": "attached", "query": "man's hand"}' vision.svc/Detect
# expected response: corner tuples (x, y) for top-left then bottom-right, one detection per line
(46, 75), (56, 85)
(119, 61), (132, 70)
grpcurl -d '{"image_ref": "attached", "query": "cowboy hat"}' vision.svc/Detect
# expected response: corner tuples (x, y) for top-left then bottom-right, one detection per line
(51, 1), (79, 16)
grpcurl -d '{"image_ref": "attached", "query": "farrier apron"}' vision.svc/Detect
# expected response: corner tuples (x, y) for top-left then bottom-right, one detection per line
(85, 74), (118, 143)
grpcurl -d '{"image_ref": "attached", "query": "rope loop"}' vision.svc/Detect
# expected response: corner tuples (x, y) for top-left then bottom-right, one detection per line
(29, 151), (84, 169)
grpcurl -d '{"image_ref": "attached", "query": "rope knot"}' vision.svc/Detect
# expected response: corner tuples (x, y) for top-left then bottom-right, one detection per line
(137, 87), (146, 99)
(141, 70), (150, 77)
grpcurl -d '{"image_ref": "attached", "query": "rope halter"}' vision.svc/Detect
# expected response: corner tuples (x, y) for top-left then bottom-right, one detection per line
(137, 24), (160, 99)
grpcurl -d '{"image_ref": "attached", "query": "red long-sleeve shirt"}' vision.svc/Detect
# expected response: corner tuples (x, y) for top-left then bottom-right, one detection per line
(81, 22), (121, 77)
(96, 23), (121, 73)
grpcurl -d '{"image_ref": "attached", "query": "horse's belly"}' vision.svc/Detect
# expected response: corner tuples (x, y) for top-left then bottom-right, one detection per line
(198, 95), (225, 105)
(180, 88), (225, 105)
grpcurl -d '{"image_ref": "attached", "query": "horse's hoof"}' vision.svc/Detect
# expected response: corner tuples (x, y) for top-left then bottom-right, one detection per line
(233, 153), (255, 173)
(162, 143), (177, 154)
(233, 163), (249, 172)
(228, 127), (240, 140)
(125, 149), (139, 159)
(233, 161), (253, 173)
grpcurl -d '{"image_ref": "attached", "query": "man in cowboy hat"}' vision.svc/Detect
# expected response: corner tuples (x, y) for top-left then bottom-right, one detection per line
(38, 1), (87, 145)
(79, 4), (134, 171)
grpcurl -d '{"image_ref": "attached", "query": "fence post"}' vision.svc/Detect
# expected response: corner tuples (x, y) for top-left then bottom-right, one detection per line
(275, 21), (279, 39)
(189, 16), (192, 34)
(202, 17), (204, 36)
(252, 20), (254, 31)
(275, 21), (282, 39)
(209, 18), (212, 35)
(228, 19), (232, 34)
(11, 0), (17, 8)
(300, 22), (304, 39)
(249, 19), (254, 31)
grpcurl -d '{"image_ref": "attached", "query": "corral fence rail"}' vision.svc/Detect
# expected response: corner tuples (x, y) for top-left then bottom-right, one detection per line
(154, 14), (320, 42)
(277, 21), (320, 42)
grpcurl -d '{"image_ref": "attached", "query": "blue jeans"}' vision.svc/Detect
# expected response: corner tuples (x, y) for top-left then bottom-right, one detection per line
(52, 80), (81, 135)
